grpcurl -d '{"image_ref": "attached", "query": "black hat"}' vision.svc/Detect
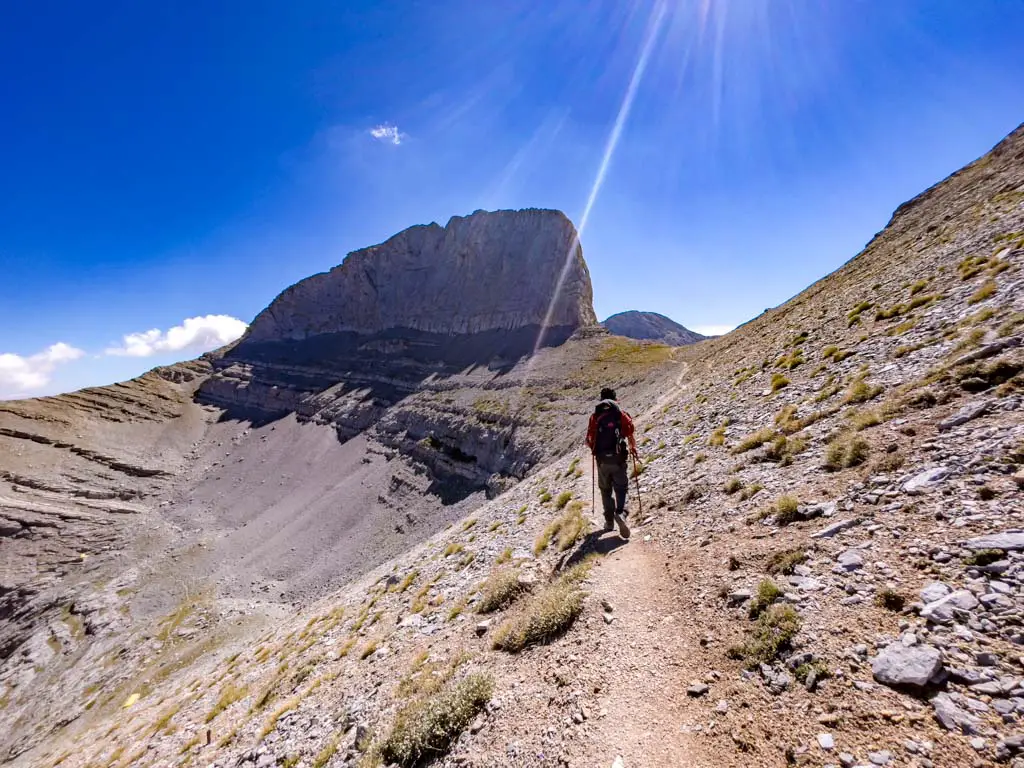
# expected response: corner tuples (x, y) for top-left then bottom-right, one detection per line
(600, 387), (616, 401)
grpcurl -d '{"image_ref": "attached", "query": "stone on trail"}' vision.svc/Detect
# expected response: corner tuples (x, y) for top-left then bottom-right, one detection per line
(937, 400), (990, 431)
(612, 757), (625, 768)
(811, 517), (861, 539)
(687, 683), (710, 697)
(961, 531), (1024, 551)
(902, 467), (950, 495)
(919, 581), (951, 604)
(836, 550), (864, 572)
(920, 589), (980, 624)
(932, 692), (981, 734)
(871, 643), (943, 688)
(818, 733), (835, 750)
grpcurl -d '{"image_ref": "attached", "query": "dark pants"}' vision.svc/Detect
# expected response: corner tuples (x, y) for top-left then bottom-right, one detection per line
(596, 456), (628, 523)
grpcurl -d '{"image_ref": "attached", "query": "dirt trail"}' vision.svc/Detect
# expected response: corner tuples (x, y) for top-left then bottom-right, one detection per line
(580, 538), (702, 767)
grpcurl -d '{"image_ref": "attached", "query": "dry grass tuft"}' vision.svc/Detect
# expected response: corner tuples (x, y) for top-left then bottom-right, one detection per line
(533, 501), (588, 555)
(824, 434), (870, 471)
(731, 428), (775, 454)
(379, 674), (493, 767)
(476, 569), (527, 614)
(206, 682), (247, 722)
(765, 548), (806, 576)
(492, 570), (587, 653)
(968, 278), (997, 305)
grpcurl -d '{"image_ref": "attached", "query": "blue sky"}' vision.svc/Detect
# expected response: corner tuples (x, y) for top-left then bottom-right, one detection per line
(2, 1), (1023, 398)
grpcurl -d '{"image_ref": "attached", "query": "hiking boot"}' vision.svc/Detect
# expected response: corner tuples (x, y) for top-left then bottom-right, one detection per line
(602, 519), (615, 533)
(614, 512), (630, 539)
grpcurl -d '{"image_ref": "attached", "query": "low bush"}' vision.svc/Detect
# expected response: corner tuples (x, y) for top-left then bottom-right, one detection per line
(476, 569), (526, 614)
(824, 435), (870, 471)
(380, 674), (493, 767)
(492, 570), (586, 652)
(770, 373), (791, 393)
(765, 549), (806, 576)
(728, 605), (801, 668)
(748, 579), (784, 619)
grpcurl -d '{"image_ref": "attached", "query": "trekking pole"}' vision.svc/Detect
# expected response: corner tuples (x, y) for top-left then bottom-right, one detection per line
(632, 452), (643, 519)
(591, 454), (596, 516)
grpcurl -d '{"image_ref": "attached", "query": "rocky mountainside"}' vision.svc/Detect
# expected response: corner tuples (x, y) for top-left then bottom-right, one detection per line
(602, 310), (706, 345)
(4, 125), (1024, 768)
(0, 209), (680, 763)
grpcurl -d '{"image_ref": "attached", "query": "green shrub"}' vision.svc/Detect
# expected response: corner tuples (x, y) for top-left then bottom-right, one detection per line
(770, 373), (790, 393)
(724, 477), (743, 495)
(728, 604), (801, 668)
(554, 491), (573, 510)
(748, 579), (784, 619)
(380, 674), (493, 767)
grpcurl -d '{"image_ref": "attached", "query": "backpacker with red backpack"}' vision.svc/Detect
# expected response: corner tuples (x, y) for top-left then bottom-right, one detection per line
(592, 401), (628, 460)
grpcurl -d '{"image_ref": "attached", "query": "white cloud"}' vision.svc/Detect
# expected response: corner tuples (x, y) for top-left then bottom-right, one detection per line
(692, 324), (736, 337)
(105, 315), (247, 358)
(0, 342), (85, 395)
(369, 123), (405, 145)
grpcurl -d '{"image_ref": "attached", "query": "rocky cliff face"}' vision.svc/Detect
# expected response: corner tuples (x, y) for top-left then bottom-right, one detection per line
(245, 208), (596, 341)
(200, 208), (602, 492)
(602, 310), (706, 345)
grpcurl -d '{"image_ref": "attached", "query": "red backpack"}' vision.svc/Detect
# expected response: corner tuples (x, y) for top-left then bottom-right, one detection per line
(593, 404), (626, 458)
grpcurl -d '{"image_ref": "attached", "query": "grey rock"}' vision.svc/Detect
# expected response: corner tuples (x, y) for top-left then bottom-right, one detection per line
(868, 750), (892, 765)
(811, 518), (862, 539)
(920, 590), (980, 624)
(837, 550), (864, 572)
(938, 401), (991, 431)
(932, 692), (981, 734)
(872, 643), (943, 688)
(687, 683), (709, 697)
(818, 733), (835, 750)
(601, 311), (705, 346)
(244, 209), (596, 341)
(962, 532), (1024, 551)
(920, 582), (952, 604)
(903, 467), (951, 494)
(952, 335), (1022, 366)
(727, 589), (751, 606)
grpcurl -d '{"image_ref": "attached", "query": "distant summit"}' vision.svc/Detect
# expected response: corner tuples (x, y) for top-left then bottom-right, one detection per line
(601, 310), (706, 346)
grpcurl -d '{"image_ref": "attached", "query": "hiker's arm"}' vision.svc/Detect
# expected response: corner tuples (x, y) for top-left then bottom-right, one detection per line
(621, 412), (639, 456)
(585, 414), (596, 450)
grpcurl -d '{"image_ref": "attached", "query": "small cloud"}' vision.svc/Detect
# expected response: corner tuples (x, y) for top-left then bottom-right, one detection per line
(692, 324), (736, 337)
(369, 123), (405, 145)
(105, 315), (247, 358)
(0, 342), (85, 396)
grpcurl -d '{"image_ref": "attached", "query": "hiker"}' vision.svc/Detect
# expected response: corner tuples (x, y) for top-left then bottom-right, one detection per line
(585, 387), (638, 539)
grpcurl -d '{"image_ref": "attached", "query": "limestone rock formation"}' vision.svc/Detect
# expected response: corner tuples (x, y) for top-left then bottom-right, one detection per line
(245, 208), (596, 341)
(199, 208), (604, 492)
(602, 310), (706, 346)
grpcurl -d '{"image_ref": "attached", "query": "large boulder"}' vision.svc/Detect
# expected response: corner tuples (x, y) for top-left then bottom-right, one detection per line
(872, 643), (943, 688)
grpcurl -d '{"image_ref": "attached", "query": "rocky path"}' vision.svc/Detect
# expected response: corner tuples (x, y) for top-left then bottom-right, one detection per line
(580, 536), (700, 767)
